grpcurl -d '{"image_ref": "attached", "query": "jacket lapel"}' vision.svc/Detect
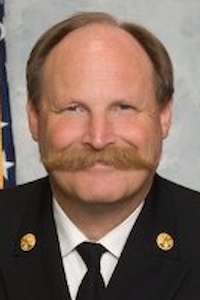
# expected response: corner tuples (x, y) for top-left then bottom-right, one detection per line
(0, 178), (71, 300)
(106, 175), (190, 300)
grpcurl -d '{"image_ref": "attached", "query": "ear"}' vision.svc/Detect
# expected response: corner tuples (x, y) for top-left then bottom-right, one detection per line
(160, 100), (173, 139)
(26, 100), (39, 141)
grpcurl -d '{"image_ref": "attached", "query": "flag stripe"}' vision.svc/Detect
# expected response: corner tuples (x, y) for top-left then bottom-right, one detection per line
(0, 74), (3, 188)
(0, 0), (16, 188)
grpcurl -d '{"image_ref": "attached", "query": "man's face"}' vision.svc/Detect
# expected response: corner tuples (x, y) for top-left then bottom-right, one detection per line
(28, 24), (172, 205)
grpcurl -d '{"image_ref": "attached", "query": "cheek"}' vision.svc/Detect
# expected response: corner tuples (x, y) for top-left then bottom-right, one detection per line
(115, 118), (149, 148)
(118, 117), (163, 155)
(143, 122), (163, 161)
(39, 117), (84, 150)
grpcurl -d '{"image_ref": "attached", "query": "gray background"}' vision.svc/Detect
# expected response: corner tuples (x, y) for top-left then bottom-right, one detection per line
(4, 0), (200, 190)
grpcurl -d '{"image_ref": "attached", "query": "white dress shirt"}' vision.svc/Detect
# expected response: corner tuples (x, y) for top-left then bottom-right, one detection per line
(53, 199), (144, 300)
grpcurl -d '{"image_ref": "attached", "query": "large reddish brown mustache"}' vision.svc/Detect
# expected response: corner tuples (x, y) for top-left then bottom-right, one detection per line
(41, 146), (156, 172)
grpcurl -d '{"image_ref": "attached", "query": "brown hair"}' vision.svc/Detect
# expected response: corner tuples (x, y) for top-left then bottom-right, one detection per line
(26, 12), (174, 109)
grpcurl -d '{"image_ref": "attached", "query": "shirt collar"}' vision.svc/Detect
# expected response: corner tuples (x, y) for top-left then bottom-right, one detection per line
(53, 199), (87, 257)
(99, 202), (144, 258)
(53, 198), (144, 259)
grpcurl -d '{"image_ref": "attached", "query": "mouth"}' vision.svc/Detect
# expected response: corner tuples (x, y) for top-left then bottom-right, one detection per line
(85, 162), (116, 171)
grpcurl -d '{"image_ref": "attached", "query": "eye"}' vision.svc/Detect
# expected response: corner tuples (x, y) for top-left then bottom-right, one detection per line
(115, 101), (137, 112)
(54, 102), (86, 114)
(66, 103), (81, 111)
(118, 104), (133, 110)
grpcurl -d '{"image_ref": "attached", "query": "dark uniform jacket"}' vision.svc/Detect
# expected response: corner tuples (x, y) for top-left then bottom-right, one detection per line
(0, 174), (200, 299)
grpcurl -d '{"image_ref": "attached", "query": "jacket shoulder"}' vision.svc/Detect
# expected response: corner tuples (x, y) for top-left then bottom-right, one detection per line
(156, 175), (200, 225)
(0, 177), (50, 212)
(0, 177), (51, 257)
(157, 175), (200, 203)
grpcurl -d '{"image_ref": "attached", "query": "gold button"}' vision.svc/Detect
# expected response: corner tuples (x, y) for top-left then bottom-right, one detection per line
(20, 233), (37, 252)
(156, 232), (174, 251)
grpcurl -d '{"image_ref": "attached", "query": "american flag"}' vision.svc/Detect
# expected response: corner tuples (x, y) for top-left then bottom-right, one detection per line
(0, 0), (16, 188)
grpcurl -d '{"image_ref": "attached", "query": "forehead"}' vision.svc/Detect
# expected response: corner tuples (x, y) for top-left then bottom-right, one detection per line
(41, 23), (155, 106)
(43, 23), (153, 72)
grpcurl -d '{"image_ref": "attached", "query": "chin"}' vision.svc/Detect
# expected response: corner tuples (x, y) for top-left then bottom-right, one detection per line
(77, 191), (122, 204)
(51, 168), (153, 206)
(77, 175), (128, 201)
(70, 178), (146, 206)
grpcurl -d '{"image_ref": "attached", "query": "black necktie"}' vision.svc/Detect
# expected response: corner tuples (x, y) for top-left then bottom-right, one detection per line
(76, 242), (106, 300)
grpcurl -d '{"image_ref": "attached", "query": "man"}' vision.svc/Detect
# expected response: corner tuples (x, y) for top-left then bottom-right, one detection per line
(0, 11), (200, 300)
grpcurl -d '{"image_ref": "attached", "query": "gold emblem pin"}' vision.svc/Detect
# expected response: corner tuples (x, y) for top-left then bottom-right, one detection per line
(20, 233), (37, 252)
(156, 232), (174, 251)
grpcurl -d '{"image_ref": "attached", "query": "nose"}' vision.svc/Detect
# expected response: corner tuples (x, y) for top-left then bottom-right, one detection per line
(82, 113), (115, 150)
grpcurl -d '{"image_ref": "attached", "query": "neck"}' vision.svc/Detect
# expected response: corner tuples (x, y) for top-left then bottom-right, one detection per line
(51, 177), (153, 240)
(58, 199), (143, 241)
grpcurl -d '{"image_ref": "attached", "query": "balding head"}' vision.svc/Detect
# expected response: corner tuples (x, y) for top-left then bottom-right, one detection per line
(26, 12), (174, 109)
